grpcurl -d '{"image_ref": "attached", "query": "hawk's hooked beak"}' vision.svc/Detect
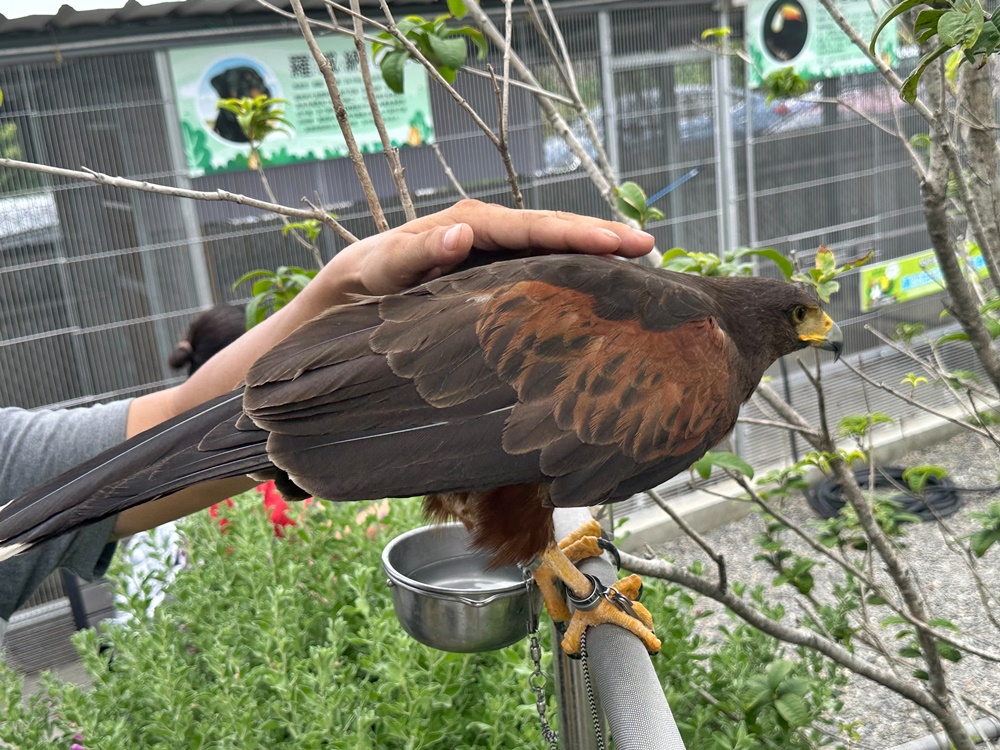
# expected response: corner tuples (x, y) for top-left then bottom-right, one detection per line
(798, 310), (844, 361)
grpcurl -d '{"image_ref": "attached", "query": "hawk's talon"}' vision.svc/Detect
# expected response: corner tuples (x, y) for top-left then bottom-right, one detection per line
(560, 576), (661, 656)
(533, 523), (660, 656)
(596, 537), (621, 570)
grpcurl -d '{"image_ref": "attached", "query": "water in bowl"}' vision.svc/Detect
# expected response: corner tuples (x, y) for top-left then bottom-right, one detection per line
(409, 554), (523, 592)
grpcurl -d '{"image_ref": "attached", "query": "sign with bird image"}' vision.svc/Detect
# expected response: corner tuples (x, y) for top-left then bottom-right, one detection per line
(168, 36), (435, 177)
(747, 0), (897, 86)
(861, 246), (990, 312)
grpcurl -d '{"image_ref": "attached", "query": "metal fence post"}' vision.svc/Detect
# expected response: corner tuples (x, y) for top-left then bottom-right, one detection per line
(153, 49), (216, 310)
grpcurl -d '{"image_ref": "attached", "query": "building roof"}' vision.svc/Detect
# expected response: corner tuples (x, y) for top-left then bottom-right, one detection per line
(0, 0), (434, 35)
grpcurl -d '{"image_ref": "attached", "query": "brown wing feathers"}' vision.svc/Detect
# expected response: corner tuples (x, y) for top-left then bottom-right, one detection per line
(0, 255), (748, 563)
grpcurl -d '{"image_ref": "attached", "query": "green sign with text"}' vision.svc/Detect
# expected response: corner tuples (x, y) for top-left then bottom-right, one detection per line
(168, 36), (434, 177)
(747, 0), (897, 85)
(861, 247), (989, 312)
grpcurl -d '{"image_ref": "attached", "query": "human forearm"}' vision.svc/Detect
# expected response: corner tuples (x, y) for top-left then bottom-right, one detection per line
(112, 476), (256, 538)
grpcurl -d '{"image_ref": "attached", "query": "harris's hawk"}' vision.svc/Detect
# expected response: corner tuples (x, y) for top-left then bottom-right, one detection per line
(0, 254), (841, 653)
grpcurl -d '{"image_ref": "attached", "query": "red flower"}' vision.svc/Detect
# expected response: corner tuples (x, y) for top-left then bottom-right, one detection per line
(208, 498), (235, 531)
(259, 480), (313, 537)
(207, 484), (312, 538)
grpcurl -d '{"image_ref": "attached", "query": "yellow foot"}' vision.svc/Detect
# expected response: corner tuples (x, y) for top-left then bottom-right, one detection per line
(531, 522), (660, 656)
(560, 574), (661, 656)
(533, 519), (607, 623)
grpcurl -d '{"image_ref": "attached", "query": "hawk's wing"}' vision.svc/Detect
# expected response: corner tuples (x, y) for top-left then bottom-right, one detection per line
(247, 254), (740, 507)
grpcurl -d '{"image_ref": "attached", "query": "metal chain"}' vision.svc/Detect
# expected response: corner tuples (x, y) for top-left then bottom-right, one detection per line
(525, 573), (559, 750)
(528, 628), (559, 750)
(579, 630), (607, 750)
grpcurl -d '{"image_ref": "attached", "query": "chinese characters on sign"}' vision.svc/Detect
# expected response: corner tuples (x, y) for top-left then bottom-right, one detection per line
(168, 35), (435, 177)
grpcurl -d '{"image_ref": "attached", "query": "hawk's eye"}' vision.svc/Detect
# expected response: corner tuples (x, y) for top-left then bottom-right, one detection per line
(792, 306), (807, 324)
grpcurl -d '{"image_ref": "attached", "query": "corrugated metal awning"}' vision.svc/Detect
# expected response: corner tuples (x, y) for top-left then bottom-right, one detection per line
(0, 0), (435, 35)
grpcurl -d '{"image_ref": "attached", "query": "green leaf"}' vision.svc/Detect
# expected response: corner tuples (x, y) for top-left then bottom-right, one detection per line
(935, 331), (970, 347)
(380, 50), (408, 94)
(914, 8), (949, 41)
(736, 248), (794, 280)
(701, 26), (732, 40)
(691, 451), (755, 480)
(871, 0), (937, 55)
(615, 181), (648, 216)
(761, 67), (810, 104)
(936, 641), (963, 662)
(928, 618), (959, 632)
(447, 26), (489, 60)
(901, 44), (951, 104)
(232, 269), (274, 290)
(970, 529), (1000, 557)
(645, 207), (665, 223)
(774, 693), (809, 728)
(937, 0), (983, 50)
(427, 33), (468, 71)
(902, 465), (947, 493)
(815, 247), (836, 274)
(446, 0), (467, 19)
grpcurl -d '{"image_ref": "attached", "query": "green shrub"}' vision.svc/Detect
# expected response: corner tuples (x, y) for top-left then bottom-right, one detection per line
(0, 494), (845, 749)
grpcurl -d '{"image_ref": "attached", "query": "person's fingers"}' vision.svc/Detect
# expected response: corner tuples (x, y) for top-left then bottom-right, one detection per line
(361, 223), (474, 295)
(445, 200), (655, 257)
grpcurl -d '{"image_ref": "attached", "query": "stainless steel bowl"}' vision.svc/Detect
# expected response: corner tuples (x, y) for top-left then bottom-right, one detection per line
(381, 523), (540, 653)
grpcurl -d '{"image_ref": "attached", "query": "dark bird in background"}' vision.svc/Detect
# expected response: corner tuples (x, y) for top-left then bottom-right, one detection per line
(0, 254), (841, 654)
(764, 1), (808, 62)
(210, 66), (270, 143)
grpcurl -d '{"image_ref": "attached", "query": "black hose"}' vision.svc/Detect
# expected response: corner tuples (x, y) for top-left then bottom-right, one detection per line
(806, 466), (998, 521)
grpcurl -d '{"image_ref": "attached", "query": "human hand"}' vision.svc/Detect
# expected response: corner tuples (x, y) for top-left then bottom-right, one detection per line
(316, 199), (656, 299)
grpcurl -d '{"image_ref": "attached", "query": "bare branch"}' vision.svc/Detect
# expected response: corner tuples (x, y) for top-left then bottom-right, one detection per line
(349, 0), (416, 222)
(839, 359), (994, 440)
(645, 487), (726, 593)
(461, 1), (619, 213)
(524, 0), (616, 185)
(0, 157), (358, 244)
(377, 0), (501, 150)
(289, 0), (388, 232)
(430, 143), (469, 199)
(736, 416), (824, 438)
(620, 550), (942, 716)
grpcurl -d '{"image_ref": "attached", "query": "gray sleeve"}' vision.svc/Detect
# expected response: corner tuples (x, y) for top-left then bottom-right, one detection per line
(0, 400), (132, 620)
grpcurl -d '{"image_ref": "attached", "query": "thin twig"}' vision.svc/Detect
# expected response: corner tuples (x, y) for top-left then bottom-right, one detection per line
(460, 1), (618, 213)
(247, 158), (324, 267)
(736, 416), (824, 438)
(524, 0), (616, 184)
(840, 359), (993, 440)
(349, 0), (416, 222)
(430, 143), (469, 199)
(0, 157), (358, 243)
(378, 0), (501, 150)
(290, 0), (388, 232)
(645, 487), (726, 593)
